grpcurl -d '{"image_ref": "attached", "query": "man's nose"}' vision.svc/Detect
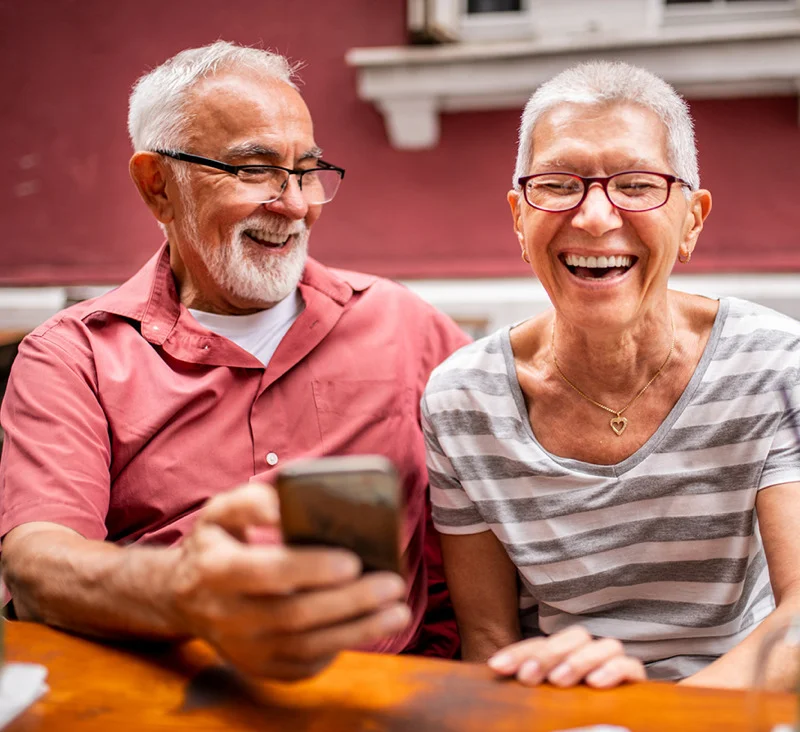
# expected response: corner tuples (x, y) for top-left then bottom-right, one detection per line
(264, 174), (309, 220)
(570, 183), (623, 237)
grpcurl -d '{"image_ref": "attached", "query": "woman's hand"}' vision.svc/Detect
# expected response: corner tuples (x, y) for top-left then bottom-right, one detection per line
(487, 626), (646, 689)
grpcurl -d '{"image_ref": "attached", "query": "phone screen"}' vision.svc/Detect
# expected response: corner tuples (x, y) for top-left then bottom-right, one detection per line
(276, 456), (403, 574)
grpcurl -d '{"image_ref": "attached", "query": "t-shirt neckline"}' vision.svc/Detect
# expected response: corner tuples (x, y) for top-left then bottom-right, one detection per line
(500, 297), (730, 478)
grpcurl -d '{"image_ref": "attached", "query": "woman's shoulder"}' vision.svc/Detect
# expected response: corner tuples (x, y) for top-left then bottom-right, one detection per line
(721, 296), (800, 336)
(425, 326), (511, 394)
(709, 296), (800, 371)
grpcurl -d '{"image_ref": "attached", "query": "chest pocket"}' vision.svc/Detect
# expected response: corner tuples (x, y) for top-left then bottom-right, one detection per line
(312, 379), (417, 463)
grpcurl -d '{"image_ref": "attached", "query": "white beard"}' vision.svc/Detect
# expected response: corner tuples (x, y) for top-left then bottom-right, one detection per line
(180, 204), (309, 307)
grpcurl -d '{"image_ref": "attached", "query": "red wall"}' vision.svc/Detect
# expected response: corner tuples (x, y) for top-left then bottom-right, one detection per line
(1, 0), (799, 285)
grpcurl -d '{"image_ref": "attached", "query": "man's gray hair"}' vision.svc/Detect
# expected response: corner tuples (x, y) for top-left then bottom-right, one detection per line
(127, 40), (299, 153)
(513, 61), (699, 192)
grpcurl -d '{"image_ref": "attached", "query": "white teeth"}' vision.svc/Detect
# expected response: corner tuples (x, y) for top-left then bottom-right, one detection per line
(246, 229), (294, 244)
(564, 254), (633, 268)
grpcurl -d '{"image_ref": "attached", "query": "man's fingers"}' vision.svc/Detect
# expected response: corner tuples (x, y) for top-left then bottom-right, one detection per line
(198, 483), (281, 539)
(586, 655), (647, 688)
(272, 602), (412, 663)
(183, 524), (362, 594)
(245, 572), (407, 633)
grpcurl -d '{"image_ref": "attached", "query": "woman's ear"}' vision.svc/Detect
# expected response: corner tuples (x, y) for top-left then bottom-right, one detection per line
(508, 189), (525, 249)
(129, 152), (176, 225)
(679, 188), (712, 262)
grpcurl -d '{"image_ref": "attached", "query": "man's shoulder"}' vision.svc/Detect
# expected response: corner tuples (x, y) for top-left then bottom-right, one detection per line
(313, 260), (455, 322)
(26, 292), (118, 341)
(327, 264), (427, 307)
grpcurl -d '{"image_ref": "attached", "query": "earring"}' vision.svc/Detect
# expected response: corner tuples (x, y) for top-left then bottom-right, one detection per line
(521, 251), (530, 263)
(678, 251), (692, 264)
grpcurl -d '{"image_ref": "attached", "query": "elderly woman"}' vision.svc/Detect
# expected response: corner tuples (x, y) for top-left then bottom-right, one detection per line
(422, 61), (800, 690)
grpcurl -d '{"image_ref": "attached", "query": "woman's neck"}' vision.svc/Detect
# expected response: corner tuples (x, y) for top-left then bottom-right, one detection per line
(550, 301), (677, 399)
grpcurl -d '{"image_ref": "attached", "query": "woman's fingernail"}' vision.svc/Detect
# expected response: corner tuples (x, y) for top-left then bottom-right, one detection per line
(587, 668), (614, 686)
(549, 662), (572, 685)
(517, 659), (542, 684)
(488, 652), (515, 674)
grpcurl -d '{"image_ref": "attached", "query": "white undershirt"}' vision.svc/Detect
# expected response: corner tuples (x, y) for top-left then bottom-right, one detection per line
(188, 289), (304, 366)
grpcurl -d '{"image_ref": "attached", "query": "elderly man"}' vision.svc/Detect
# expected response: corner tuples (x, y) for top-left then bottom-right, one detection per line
(0, 41), (468, 679)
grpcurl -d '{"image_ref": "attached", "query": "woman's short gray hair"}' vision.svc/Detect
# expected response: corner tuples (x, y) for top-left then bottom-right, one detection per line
(127, 40), (299, 153)
(513, 61), (699, 192)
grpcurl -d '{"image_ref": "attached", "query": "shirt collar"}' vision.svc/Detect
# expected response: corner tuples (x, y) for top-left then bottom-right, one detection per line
(95, 242), (376, 347)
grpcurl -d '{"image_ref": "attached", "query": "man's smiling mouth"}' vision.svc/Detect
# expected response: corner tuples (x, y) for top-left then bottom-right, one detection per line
(560, 253), (637, 280)
(244, 228), (293, 249)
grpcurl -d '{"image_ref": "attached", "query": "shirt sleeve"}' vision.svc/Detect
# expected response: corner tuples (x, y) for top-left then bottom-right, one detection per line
(421, 389), (489, 535)
(759, 376), (800, 490)
(0, 329), (111, 539)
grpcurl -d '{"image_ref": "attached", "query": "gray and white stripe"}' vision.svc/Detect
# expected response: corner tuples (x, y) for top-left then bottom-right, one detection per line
(423, 297), (800, 680)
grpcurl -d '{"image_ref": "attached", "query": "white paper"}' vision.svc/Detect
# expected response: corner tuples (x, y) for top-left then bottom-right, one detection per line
(0, 663), (48, 728)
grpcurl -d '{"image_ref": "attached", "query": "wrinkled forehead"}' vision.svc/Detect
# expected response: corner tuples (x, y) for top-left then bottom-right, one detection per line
(529, 101), (671, 170)
(180, 70), (316, 158)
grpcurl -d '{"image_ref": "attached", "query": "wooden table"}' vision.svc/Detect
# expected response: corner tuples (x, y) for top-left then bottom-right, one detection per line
(5, 621), (797, 731)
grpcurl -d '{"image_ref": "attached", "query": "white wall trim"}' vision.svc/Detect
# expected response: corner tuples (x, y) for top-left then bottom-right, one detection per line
(4, 275), (798, 334)
(346, 22), (800, 148)
(401, 273), (800, 334)
(0, 286), (112, 331)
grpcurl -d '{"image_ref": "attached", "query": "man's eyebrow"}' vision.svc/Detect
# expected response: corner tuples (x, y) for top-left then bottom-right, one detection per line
(225, 143), (324, 163)
(226, 143), (280, 159)
(299, 146), (324, 161)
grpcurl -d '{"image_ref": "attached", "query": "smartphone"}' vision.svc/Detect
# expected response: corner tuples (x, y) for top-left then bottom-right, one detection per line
(275, 455), (404, 574)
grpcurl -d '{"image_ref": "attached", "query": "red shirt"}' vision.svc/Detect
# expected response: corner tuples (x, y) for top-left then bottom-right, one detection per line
(0, 244), (469, 655)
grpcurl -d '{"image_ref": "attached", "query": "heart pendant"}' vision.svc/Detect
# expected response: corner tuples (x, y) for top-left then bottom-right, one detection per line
(610, 415), (628, 436)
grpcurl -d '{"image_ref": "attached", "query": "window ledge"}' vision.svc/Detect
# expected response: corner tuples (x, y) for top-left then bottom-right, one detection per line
(346, 20), (800, 148)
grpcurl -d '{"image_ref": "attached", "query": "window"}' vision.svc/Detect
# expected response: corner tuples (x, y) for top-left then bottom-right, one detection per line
(349, 0), (800, 148)
(467, 0), (521, 12)
(663, 0), (798, 25)
(426, 0), (800, 42)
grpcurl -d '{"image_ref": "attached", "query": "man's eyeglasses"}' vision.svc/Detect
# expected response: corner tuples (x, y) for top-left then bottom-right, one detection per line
(155, 150), (345, 205)
(516, 171), (691, 213)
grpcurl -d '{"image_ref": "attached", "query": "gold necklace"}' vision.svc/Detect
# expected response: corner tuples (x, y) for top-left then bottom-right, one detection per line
(550, 315), (676, 437)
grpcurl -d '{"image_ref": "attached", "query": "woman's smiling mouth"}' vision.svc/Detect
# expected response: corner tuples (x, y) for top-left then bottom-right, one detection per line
(560, 253), (637, 280)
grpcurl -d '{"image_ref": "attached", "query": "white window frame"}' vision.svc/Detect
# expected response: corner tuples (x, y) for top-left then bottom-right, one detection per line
(349, 0), (800, 149)
(663, 0), (799, 27)
(454, 0), (799, 42)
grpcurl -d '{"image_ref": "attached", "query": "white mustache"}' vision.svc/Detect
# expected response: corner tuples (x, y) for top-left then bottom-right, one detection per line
(236, 215), (307, 239)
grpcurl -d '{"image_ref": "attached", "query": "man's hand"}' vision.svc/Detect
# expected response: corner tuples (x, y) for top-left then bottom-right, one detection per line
(486, 626), (646, 689)
(169, 483), (411, 680)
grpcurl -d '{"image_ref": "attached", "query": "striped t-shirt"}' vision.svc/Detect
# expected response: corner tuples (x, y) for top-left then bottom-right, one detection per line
(422, 297), (800, 680)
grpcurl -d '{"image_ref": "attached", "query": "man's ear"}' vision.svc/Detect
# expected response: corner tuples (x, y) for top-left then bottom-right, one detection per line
(679, 188), (712, 262)
(507, 189), (525, 249)
(129, 152), (176, 225)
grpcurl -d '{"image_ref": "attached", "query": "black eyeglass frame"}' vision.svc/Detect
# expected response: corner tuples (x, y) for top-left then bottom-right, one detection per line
(516, 171), (692, 213)
(154, 149), (345, 203)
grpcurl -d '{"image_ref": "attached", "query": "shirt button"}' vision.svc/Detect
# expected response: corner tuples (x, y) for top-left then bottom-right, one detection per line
(266, 452), (279, 466)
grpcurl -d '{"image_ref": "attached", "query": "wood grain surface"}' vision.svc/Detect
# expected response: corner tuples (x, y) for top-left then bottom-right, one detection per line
(5, 620), (796, 731)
